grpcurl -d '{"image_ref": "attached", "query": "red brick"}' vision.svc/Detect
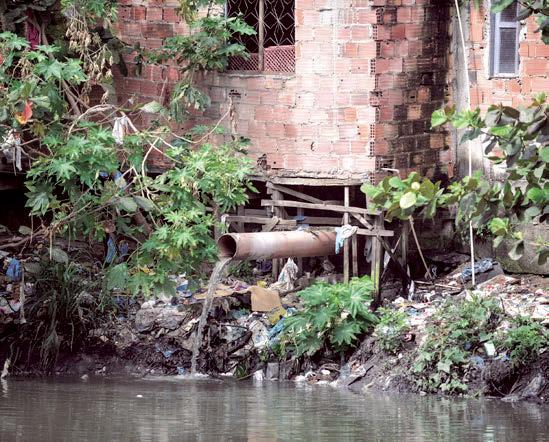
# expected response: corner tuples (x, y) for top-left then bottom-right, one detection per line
(146, 7), (163, 21)
(524, 59), (548, 75)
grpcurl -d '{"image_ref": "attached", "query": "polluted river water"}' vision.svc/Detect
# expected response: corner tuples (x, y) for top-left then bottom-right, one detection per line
(0, 377), (548, 441)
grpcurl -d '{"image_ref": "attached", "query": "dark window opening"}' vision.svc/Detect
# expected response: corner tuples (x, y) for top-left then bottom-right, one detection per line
(489, 1), (520, 76)
(227, 0), (295, 72)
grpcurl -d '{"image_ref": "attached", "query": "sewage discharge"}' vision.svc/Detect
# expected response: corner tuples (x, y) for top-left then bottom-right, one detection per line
(190, 256), (232, 375)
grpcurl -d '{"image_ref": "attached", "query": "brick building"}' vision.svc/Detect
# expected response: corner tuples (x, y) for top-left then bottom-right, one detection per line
(113, 0), (547, 186)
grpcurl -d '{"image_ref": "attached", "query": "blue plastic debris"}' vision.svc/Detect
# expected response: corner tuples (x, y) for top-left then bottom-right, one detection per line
(105, 237), (117, 263)
(470, 355), (485, 368)
(461, 258), (496, 283)
(155, 343), (177, 359)
(6, 258), (22, 282)
(177, 367), (186, 375)
(119, 241), (129, 257)
(268, 317), (286, 346)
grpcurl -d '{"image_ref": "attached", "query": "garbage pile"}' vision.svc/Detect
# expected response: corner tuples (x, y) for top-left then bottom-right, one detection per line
(86, 259), (303, 377)
(388, 257), (548, 345)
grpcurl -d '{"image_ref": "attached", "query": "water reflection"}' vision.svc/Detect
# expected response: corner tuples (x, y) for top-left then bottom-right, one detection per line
(0, 377), (548, 441)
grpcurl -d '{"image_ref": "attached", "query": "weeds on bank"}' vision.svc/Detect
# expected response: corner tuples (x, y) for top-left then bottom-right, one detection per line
(25, 262), (97, 370)
(412, 294), (502, 393)
(501, 317), (549, 366)
(373, 308), (410, 354)
(277, 276), (378, 357)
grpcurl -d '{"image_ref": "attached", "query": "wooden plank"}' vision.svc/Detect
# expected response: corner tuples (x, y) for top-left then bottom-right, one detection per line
(267, 182), (320, 204)
(236, 206), (245, 233)
(271, 189), (284, 279)
(352, 234), (358, 277)
(297, 207), (304, 274)
(356, 228), (394, 237)
(262, 199), (379, 216)
(301, 216), (343, 226)
(343, 186), (350, 284)
(371, 214), (385, 304)
(244, 209), (268, 216)
(223, 216), (296, 227)
(401, 221), (410, 271)
(254, 176), (365, 186)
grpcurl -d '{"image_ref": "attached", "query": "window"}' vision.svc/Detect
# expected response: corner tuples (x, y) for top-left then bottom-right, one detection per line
(227, 0), (295, 73)
(489, 1), (520, 77)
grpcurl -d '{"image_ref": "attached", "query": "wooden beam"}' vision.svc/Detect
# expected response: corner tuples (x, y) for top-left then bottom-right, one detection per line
(254, 176), (365, 186)
(261, 199), (379, 216)
(343, 186), (350, 284)
(352, 234), (358, 277)
(371, 214), (385, 304)
(267, 182), (321, 204)
(301, 216), (343, 226)
(223, 216), (296, 227)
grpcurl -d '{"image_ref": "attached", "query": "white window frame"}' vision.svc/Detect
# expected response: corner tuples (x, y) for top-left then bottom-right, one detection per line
(489, 1), (520, 78)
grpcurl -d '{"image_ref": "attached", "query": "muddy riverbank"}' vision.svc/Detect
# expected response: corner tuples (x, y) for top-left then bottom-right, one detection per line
(2, 268), (547, 404)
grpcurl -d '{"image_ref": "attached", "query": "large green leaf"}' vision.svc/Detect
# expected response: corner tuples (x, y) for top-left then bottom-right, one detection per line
(106, 263), (129, 290)
(399, 192), (417, 209)
(431, 109), (448, 127)
(118, 197), (138, 213)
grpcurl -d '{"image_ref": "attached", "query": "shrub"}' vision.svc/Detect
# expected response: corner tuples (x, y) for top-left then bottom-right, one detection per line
(412, 294), (502, 393)
(501, 317), (548, 366)
(277, 276), (378, 357)
(373, 307), (410, 354)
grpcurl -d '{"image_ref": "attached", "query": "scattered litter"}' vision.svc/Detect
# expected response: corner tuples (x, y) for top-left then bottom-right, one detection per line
(460, 258), (497, 283)
(6, 258), (22, 282)
(250, 286), (282, 312)
(484, 341), (496, 357)
(269, 258), (299, 292)
(335, 225), (358, 254)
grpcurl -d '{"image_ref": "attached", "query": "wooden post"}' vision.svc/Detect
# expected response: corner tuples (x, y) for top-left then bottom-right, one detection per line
(343, 186), (350, 283)
(400, 220), (410, 271)
(258, 0), (265, 71)
(352, 234), (358, 277)
(371, 214), (385, 305)
(351, 186), (358, 277)
(271, 188), (284, 280)
(297, 206), (304, 274)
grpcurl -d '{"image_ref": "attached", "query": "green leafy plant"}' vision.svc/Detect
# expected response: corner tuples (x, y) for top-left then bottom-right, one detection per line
(373, 307), (410, 354)
(363, 95), (548, 265)
(25, 261), (97, 370)
(277, 276), (378, 357)
(432, 95), (548, 264)
(500, 316), (549, 366)
(412, 295), (502, 393)
(139, 15), (255, 120)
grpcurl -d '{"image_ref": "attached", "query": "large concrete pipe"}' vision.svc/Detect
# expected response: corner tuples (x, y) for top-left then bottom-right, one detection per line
(217, 231), (337, 261)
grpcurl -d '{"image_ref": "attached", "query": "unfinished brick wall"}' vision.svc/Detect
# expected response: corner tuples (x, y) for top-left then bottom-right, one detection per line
(112, 0), (452, 181)
(466, 4), (548, 110)
(448, 2), (548, 177)
(371, 0), (452, 181)
(204, 0), (379, 179)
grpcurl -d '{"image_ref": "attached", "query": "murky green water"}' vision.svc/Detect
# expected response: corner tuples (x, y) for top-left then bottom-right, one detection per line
(1, 377), (548, 441)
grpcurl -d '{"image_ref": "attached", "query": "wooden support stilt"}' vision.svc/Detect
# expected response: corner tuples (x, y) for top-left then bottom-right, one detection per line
(371, 214), (385, 304)
(297, 206), (304, 274)
(343, 186), (350, 284)
(350, 186), (358, 277)
(352, 234), (358, 277)
(271, 188), (284, 280)
(400, 220), (410, 271)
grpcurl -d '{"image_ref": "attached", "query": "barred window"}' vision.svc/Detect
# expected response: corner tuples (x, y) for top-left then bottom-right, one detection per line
(489, 1), (520, 77)
(227, 0), (295, 73)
